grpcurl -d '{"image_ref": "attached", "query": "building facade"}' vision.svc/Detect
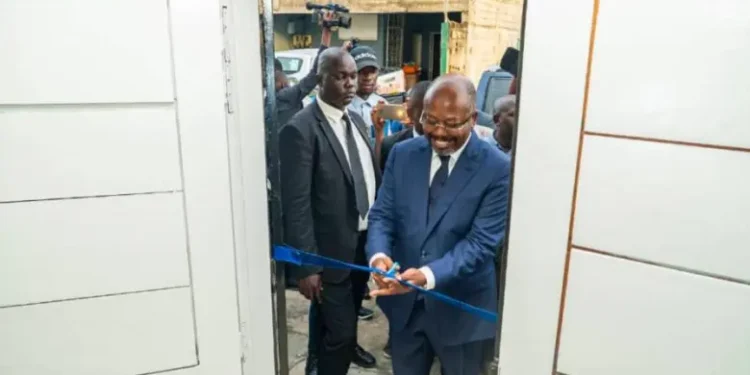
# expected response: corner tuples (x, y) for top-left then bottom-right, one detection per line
(272, 0), (523, 83)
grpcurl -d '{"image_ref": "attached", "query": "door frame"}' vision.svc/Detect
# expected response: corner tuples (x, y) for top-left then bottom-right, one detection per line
(428, 31), (441, 79)
(222, 0), (279, 374)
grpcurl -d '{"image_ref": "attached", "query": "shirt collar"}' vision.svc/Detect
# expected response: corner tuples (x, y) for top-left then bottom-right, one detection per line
(412, 128), (420, 139)
(317, 97), (345, 122)
(351, 93), (382, 108)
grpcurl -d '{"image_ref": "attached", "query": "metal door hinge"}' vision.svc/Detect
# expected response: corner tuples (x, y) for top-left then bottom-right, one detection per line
(220, 5), (234, 114)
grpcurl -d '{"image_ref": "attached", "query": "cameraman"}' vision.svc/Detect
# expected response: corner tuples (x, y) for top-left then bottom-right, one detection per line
(274, 11), (334, 128)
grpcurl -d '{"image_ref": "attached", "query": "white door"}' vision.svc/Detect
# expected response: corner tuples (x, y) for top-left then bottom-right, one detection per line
(0, 1), (276, 374)
(498, 1), (750, 374)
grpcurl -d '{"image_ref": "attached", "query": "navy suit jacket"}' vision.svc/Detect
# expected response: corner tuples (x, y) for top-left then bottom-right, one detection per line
(366, 132), (510, 346)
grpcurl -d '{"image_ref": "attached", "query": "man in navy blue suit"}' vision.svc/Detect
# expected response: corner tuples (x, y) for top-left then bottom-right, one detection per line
(366, 74), (510, 375)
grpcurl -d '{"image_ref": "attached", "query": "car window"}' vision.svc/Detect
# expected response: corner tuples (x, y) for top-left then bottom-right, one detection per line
(277, 57), (303, 74)
(483, 76), (513, 114)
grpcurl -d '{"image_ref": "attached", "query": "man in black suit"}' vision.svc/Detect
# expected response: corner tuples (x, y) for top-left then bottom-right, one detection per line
(279, 47), (380, 375)
(377, 81), (432, 171)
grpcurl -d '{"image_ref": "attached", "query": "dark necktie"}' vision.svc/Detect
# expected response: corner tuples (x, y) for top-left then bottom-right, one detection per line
(428, 155), (451, 213)
(343, 115), (370, 220)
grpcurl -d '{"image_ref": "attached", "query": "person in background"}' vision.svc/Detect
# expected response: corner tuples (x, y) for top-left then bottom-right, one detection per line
(376, 81), (432, 172)
(347, 45), (386, 142)
(492, 95), (517, 154)
(280, 48), (379, 375)
(276, 13), (332, 292)
(275, 12), (333, 129)
(367, 74), (510, 375)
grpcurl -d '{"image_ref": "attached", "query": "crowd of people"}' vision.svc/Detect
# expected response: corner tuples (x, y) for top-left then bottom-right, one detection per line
(274, 15), (518, 375)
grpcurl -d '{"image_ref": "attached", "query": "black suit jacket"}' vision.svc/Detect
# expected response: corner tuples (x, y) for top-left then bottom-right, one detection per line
(379, 128), (414, 173)
(279, 102), (382, 283)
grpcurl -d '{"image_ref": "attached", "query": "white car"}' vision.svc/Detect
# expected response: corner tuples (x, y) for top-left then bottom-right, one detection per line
(274, 48), (319, 86)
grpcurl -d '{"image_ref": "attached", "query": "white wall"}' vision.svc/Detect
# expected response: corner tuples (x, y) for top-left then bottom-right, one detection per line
(0, 0), (275, 374)
(500, 0), (750, 374)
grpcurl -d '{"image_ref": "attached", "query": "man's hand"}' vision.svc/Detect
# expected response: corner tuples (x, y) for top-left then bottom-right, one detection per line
(342, 40), (354, 51)
(399, 268), (427, 287)
(370, 268), (428, 297)
(319, 11), (335, 46)
(298, 274), (322, 302)
(371, 100), (387, 137)
(370, 255), (394, 291)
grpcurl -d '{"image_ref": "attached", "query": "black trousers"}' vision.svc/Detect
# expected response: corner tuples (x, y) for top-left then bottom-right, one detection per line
(309, 232), (369, 375)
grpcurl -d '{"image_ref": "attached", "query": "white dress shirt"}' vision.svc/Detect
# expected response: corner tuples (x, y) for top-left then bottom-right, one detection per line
(370, 134), (471, 290)
(317, 98), (377, 231)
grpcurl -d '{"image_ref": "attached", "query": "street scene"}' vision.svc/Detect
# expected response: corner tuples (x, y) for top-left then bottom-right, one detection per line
(4, 1), (749, 375)
(271, 1), (521, 374)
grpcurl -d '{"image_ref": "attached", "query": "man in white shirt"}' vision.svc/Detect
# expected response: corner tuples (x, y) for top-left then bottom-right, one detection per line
(278, 48), (380, 375)
(347, 45), (386, 142)
(366, 74), (510, 375)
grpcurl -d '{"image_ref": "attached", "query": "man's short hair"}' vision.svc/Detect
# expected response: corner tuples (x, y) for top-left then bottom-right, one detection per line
(274, 58), (283, 72)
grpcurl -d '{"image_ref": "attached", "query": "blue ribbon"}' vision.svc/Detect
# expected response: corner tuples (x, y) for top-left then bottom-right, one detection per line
(273, 245), (498, 322)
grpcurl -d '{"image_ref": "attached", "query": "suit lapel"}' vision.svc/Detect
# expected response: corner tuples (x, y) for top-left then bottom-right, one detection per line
(410, 138), (432, 238)
(421, 134), (483, 246)
(314, 104), (353, 185)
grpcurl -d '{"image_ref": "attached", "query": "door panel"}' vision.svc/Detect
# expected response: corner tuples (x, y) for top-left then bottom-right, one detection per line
(0, 0), (268, 374)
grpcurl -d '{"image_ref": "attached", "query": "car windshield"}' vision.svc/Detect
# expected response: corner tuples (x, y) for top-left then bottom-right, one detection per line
(277, 57), (303, 74)
(482, 76), (513, 114)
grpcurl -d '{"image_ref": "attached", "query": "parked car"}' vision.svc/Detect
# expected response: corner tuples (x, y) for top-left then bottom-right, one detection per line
(476, 65), (514, 114)
(274, 48), (319, 86)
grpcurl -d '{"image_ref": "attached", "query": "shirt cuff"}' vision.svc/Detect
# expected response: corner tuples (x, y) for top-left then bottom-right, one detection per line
(369, 252), (389, 268)
(419, 266), (436, 290)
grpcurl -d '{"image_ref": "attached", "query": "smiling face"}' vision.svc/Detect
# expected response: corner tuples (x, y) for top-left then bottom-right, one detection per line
(421, 82), (475, 156)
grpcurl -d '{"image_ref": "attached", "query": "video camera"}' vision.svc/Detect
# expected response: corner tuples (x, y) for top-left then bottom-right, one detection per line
(306, 2), (352, 29)
(348, 37), (360, 51)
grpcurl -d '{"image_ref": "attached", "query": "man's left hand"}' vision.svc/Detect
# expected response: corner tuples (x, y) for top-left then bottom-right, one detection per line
(399, 268), (427, 287)
(369, 268), (427, 297)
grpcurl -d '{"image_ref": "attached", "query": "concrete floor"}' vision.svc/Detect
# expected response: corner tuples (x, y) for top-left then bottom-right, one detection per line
(285, 288), (441, 375)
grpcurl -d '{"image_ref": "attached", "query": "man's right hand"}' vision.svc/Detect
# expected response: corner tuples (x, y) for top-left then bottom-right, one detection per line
(298, 274), (322, 302)
(371, 255), (395, 290)
(319, 11), (335, 47)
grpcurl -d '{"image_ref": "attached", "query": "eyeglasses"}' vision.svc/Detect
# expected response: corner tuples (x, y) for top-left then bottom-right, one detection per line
(420, 112), (474, 131)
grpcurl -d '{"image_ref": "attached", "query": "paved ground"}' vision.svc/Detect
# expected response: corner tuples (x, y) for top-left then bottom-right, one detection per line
(285, 288), (441, 375)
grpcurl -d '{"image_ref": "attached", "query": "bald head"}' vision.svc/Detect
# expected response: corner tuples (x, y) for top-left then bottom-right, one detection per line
(424, 74), (477, 108)
(317, 47), (354, 76)
(316, 47), (357, 109)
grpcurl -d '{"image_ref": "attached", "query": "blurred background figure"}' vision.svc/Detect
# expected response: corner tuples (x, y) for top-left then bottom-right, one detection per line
(491, 95), (516, 154)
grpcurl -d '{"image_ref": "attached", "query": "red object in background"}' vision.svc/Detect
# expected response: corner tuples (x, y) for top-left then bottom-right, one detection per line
(508, 77), (517, 95)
